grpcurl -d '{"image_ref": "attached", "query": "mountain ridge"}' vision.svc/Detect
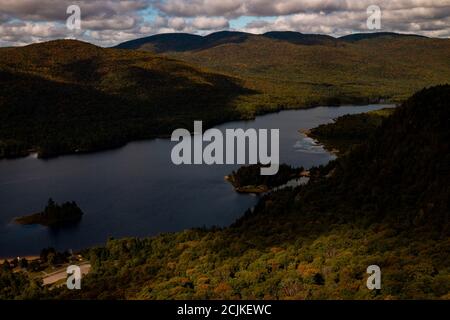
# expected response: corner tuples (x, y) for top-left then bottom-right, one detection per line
(114, 30), (432, 52)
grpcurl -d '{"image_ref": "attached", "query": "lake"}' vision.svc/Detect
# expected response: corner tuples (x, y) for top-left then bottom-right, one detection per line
(0, 105), (392, 257)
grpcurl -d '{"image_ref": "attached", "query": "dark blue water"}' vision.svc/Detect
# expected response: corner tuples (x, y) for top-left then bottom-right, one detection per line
(0, 105), (392, 257)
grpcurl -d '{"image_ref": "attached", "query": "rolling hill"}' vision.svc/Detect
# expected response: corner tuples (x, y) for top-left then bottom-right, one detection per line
(117, 31), (450, 112)
(339, 32), (427, 42)
(0, 40), (249, 158)
(115, 31), (335, 52)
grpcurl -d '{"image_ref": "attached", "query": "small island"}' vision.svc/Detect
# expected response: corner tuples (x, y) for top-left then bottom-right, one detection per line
(14, 199), (84, 227)
(225, 164), (303, 193)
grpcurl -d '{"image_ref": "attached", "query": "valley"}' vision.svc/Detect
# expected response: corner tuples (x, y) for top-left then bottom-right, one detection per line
(1, 32), (450, 159)
(2, 85), (447, 299)
(0, 31), (448, 301)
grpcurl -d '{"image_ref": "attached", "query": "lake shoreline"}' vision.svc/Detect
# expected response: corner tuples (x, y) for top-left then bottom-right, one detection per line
(299, 128), (340, 155)
(0, 255), (39, 261)
(0, 104), (394, 258)
(0, 103), (396, 162)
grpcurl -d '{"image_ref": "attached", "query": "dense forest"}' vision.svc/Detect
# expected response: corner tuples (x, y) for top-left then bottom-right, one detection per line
(309, 108), (394, 154)
(0, 40), (249, 158)
(165, 32), (450, 109)
(1, 85), (448, 299)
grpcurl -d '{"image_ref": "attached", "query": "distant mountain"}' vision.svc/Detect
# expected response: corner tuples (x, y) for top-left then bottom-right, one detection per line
(115, 33), (205, 52)
(115, 30), (339, 53)
(340, 32), (427, 42)
(0, 40), (248, 158)
(203, 31), (252, 48)
(115, 31), (431, 53)
(115, 31), (255, 52)
(263, 31), (337, 45)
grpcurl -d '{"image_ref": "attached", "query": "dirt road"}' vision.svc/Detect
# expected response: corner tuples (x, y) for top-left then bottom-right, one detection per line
(42, 262), (91, 286)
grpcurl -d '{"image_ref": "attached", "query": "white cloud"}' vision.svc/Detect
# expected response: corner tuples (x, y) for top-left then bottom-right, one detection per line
(0, 0), (449, 46)
(155, 0), (244, 18)
(167, 16), (187, 30)
(154, 0), (450, 17)
(192, 16), (229, 29)
(0, 21), (68, 46)
(240, 4), (450, 37)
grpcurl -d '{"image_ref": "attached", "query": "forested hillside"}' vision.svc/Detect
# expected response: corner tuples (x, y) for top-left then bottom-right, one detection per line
(2, 85), (445, 300)
(0, 40), (248, 158)
(119, 31), (450, 111)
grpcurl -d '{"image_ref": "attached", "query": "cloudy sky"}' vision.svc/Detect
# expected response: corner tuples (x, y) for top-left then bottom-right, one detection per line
(1, 0), (449, 47)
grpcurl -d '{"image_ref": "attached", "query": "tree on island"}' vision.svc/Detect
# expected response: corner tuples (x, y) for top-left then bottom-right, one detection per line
(15, 199), (84, 227)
